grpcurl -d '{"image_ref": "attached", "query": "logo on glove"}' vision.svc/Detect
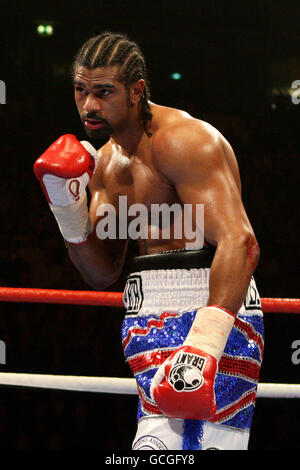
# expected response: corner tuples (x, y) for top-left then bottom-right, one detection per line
(168, 352), (206, 392)
(69, 180), (81, 200)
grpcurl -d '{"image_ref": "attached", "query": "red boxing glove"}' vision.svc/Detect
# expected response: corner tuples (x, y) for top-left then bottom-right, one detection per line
(34, 134), (97, 206)
(150, 306), (235, 420)
(34, 134), (98, 243)
(151, 345), (217, 420)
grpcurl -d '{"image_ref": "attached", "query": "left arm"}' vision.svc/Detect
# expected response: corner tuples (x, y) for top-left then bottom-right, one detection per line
(155, 122), (259, 314)
(150, 121), (260, 420)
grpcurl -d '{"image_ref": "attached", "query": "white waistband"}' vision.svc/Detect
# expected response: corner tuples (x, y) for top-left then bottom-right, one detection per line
(123, 269), (263, 318)
(124, 268), (210, 316)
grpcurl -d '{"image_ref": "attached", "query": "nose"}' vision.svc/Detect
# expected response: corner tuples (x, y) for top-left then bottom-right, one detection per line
(83, 93), (101, 115)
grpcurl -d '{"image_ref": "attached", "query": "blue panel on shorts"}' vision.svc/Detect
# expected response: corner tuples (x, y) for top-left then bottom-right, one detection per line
(123, 308), (264, 431)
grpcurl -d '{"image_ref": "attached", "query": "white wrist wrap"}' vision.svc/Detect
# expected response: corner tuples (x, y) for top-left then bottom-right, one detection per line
(184, 306), (235, 362)
(49, 192), (92, 244)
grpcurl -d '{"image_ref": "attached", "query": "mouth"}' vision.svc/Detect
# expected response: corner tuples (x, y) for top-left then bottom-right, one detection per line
(84, 119), (106, 130)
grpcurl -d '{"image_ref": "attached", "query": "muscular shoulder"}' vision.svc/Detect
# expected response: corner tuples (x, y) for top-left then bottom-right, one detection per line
(152, 112), (223, 182)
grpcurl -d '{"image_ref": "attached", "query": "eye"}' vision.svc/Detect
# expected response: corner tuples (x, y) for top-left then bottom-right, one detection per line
(74, 85), (85, 94)
(98, 88), (111, 96)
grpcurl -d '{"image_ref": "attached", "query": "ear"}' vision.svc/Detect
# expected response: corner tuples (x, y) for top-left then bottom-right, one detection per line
(130, 79), (145, 105)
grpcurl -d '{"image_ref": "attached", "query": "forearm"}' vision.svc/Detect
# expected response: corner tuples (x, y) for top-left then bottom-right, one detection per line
(207, 234), (260, 314)
(67, 232), (128, 290)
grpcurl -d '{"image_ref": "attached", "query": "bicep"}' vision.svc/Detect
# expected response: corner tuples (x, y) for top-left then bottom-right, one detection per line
(89, 187), (129, 261)
(171, 144), (253, 246)
(89, 186), (109, 227)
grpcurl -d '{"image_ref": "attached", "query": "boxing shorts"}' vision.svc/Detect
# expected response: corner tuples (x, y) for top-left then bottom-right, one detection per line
(121, 247), (264, 450)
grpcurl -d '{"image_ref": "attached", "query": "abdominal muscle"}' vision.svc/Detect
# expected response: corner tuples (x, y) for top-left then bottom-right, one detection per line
(137, 237), (188, 255)
(136, 218), (205, 255)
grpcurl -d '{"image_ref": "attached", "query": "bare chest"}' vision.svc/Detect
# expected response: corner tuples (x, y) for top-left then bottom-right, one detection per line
(103, 152), (178, 211)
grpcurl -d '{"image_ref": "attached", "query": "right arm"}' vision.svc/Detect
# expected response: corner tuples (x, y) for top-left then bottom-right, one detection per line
(67, 186), (128, 290)
(34, 134), (128, 291)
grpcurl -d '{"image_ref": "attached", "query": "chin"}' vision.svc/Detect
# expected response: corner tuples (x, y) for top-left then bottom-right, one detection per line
(85, 128), (112, 141)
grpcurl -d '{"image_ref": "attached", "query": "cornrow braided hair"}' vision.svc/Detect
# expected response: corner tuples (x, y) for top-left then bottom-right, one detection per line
(73, 31), (152, 136)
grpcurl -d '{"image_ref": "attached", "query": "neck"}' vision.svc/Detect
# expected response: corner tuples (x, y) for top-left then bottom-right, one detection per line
(111, 106), (145, 155)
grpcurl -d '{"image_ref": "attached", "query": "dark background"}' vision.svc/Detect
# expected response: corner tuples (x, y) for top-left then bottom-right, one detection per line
(0, 0), (299, 451)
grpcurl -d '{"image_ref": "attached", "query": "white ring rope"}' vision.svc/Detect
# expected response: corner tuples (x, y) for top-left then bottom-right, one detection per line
(0, 373), (299, 398)
(0, 373), (137, 395)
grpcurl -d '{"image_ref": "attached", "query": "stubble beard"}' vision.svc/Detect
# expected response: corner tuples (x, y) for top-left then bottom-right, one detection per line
(82, 116), (114, 141)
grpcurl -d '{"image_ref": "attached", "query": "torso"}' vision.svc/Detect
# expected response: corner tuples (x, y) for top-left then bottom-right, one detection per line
(90, 103), (241, 255)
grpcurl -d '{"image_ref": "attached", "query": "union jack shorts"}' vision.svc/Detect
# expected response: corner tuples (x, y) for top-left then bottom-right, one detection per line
(121, 266), (264, 449)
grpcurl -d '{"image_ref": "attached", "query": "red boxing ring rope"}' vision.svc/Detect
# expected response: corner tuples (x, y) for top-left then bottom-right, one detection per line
(0, 287), (124, 307)
(0, 287), (299, 313)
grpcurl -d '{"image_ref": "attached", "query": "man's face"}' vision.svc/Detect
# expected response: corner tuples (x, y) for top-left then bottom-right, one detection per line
(73, 65), (130, 140)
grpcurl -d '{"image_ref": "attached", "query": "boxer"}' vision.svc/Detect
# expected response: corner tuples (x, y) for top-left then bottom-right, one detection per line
(34, 31), (264, 450)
